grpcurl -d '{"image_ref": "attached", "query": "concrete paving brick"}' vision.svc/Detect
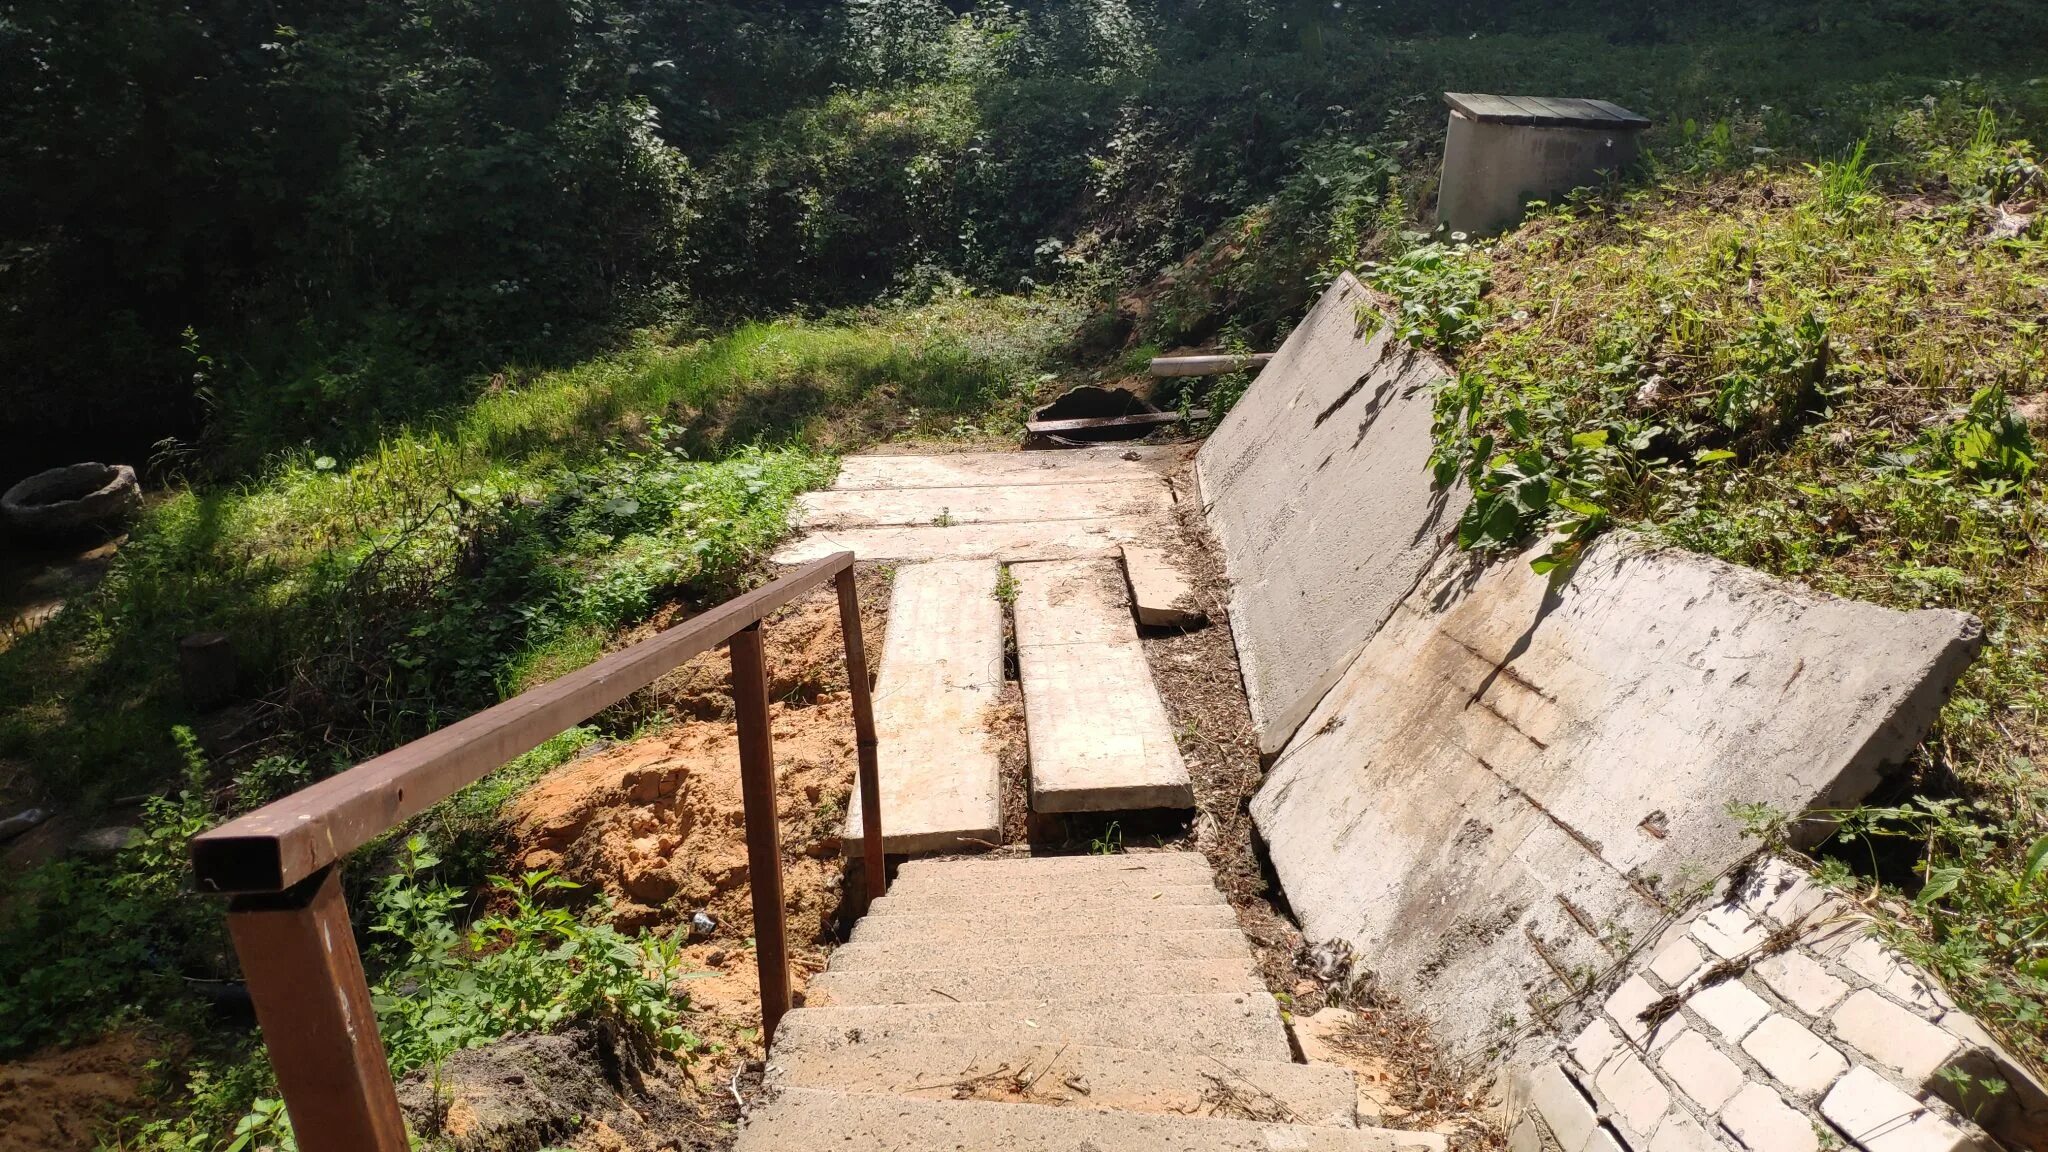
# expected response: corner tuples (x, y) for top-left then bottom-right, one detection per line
(1693, 905), (1769, 959)
(1740, 1015), (1849, 1097)
(1690, 980), (1772, 1043)
(1820, 1066), (1988, 1152)
(1660, 1030), (1748, 1112)
(1595, 1051), (1672, 1140)
(1754, 952), (1849, 1016)
(1839, 938), (1945, 1014)
(1525, 1062), (1600, 1152)
(1509, 1116), (1546, 1152)
(1588, 1126), (1627, 1152)
(1735, 858), (1834, 930)
(1651, 938), (1708, 990)
(1718, 1083), (1818, 1152)
(1607, 975), (1665, 1045)
(1572, 1019), (1623, 1076)
(1647, 1111), (1726, 1152)
(1830, 989), (1960, 1084)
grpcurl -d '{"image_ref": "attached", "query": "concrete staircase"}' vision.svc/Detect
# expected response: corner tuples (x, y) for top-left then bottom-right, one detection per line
(736, 852), (1446, 1152)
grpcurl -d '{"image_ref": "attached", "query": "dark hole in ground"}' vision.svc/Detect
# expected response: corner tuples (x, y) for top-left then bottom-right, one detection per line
(1029, 385), (1160, 443)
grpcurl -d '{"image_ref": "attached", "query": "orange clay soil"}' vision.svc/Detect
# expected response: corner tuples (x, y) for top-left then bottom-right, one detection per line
(0, 1031), (154, 1152)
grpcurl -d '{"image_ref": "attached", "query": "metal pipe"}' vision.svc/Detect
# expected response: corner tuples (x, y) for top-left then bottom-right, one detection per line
(729, 623), (792, 1045)
(835, 567), (886, 907)
(226, 868), (409, 1152)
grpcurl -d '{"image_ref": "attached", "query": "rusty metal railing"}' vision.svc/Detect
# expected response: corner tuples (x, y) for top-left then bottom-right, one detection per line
(189, 551), (884, 1152)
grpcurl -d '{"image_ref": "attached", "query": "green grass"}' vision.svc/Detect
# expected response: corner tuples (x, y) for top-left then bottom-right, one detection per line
(1389, 103), (2047, 1067)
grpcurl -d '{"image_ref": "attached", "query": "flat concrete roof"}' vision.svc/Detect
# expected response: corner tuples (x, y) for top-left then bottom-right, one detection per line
(1444, 92), (1650, 129)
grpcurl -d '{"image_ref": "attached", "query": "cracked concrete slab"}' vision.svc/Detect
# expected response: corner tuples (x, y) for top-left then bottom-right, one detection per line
(1194, 272), (1467, 753)
(1249, 531), (1981, 1055)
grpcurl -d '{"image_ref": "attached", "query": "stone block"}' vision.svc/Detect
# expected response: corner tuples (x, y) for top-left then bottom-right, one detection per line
(1693, 905), (1768, 960)
(1718, 1083), (1818, 1152)
(1660, 1030), (1748, 1112)
(1690, 980), (1771, 1043)
(1830, 990), (1960, 1085)
(1740, 1015), (1849, 1098)
(1820, 1066), (1990, 1152)
(1120, 545), (1207, 628)
(1606, 975), (1665, 1045)
(1734, 857), (1835, 930)
(1647, 1112), (1724, 1152)
(1572, 1019), (1622, 1076)
(1753, 952), (1849, 1017)
(1839, 938), (1944, 1014)
(1594, 1052), (1671, 1141)
(1524, 1062), (1599, 1152)
(1651, 938), (1707, 990)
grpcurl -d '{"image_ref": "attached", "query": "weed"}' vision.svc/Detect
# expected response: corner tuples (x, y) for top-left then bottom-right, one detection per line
(992, 566), (1020, 606)
(1089, 821), (1123, 856)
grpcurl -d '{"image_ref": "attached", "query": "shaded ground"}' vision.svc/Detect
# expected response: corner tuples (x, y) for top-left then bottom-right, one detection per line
(0, 1031), (153, 1152)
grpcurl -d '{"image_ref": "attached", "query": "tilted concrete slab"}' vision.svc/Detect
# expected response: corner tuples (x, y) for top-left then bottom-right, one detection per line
(832, 446), (1185, 490)
(1195, 272), (1468, 753)
(773, 517), (1154, 564)
(734, 1089), (1448, 1152)
(1013, 559), (1194, 812)
(1121, 544), (1206, 628)
(772, 991), (1295, 1061)
(764, 1036), (1360, 1127)
(1250, 530), (1981, 1055)
(842, 560), (1003, 855)
(798, 479), (1172, 529)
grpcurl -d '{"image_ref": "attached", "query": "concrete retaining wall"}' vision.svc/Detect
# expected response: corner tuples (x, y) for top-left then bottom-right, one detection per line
(1195, 272), (1467, 753)
(1248, 531), (1982, 1057)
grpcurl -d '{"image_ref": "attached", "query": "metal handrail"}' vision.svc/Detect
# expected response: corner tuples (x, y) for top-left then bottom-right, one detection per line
(189, 550), (885, 1152)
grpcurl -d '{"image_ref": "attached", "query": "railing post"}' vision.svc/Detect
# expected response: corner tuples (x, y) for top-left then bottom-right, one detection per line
(226, 867), (409, 1152)
(729, 623), (792, 1045)
(834, 567), (887, 908)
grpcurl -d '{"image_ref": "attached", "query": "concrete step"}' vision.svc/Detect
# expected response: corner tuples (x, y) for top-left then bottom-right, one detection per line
(807, 958), (1263, 1007)
(1013, 559), (1195, 812)
(894, 851), (1211, 882)
(841, 560), (1004, 855)
(772, 991), (1294, 1062)
(885, 858), (1214, 899)
(764, 1035), (1360, 1128)
(850, 902), (1238, 943)
(734, 1088), (1450, 1152)
(860, 886), (1223, 920)
(799, 479), (1172, 529)
(826, 930), (1252, 972)
(831, 448), (1181, 491)
(774, 518), (1154, 565)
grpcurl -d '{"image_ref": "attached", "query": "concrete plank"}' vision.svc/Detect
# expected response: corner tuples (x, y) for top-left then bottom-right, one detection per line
(735, 1089), (1449, 1151)
(1194, 273), (1468, 753)
(861, 886), (1223, 918)
(807, 958), (1262, 1006)
(773, 518), (1151, 564)
(1250, 530), (1982, 1056)
(883, 866), (1217, 900)
(894, 850), (1210, 880)
(842, 560), (1004, 855)
(1121, 544), (1206, 628)
(769, 991), (1293, 1061)
(764, 1037), (1359, 1127)
(832, 447), (1184, 490)
(1013, 559), (1193, 812)
(798, 480), (1171, 529)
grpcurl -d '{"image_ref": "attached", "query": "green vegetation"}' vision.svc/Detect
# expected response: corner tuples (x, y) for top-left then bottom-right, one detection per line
(4, 1), (2046, 1147)
(1381, 95), (2047, 1065)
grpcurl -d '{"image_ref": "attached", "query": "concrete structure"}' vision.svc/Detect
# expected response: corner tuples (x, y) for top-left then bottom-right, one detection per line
(1512, 858), (2045, 1152)
(1013, 558), (1194, 812)
(1121, 544), (1206, 628)
(1195, 272), (1466, 752)
(739, 852), (1446, 1152)
(1437, 93), (1649, 237)
(1248, 531), (1982, 1055)
(773, 446), (1187, 565)
(840, 560), (1003, 855)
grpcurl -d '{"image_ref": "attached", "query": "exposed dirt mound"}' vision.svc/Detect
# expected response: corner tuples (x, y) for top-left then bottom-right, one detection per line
(0, 1032), (153, 1152)
(631, 584), (878, 721)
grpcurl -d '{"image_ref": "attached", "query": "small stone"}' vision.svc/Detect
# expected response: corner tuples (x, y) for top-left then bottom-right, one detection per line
(1606, 974), (1665, 1045)
(72, 826), (139, 858)
(1741, 1014), (1849, 1097)
(1659, 1029), (1748, 1112)
(1693, 904), (1768, 959)
(1523, 1062), (1598, 1152)
(1718, 1083), (1819, 1152)
(706, 949), (728, 967)
(1594, 1051), (1671, 1140)
(1754, 951), (1849, 1016)
(1650, 938), (1706, 989)
(1820, 1066), (1986, 1152)
(1571, 1018), (1622, 1076)
(1689, 979), (1771, 1043)
(1831, 989), (1961, 1083)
